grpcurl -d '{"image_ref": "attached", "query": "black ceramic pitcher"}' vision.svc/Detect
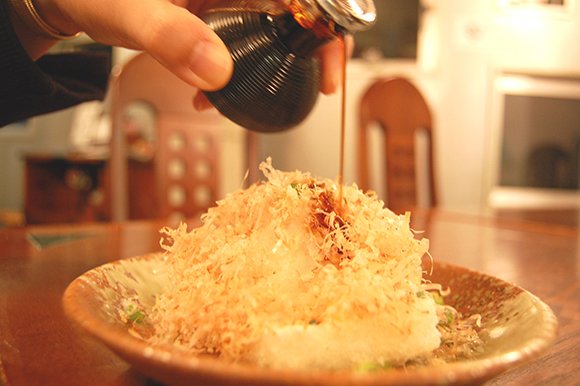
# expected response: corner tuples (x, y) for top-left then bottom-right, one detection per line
(202, 0), (376, 133)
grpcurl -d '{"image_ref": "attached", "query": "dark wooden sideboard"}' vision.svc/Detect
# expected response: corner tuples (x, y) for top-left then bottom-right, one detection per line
(24, 154), (111, 224)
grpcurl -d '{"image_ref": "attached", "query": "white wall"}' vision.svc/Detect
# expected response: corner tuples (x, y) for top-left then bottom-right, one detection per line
(257, 0), (491, 212)
(3, 0), (580, 214)
(491, 1), (580, 75)
(257, 0), (580, 213)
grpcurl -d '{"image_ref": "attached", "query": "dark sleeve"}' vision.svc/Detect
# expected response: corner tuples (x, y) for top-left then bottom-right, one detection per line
(0, 0), (111, 127)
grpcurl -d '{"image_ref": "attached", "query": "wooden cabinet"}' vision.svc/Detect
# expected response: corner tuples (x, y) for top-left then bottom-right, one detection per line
(25, 155), (111, 224)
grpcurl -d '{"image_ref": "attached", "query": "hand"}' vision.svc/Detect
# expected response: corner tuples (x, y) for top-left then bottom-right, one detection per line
(35, 0), (232, 91)
(27, 0), (353, 99)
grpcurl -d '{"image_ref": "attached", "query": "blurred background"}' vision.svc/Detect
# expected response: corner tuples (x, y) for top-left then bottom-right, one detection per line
(2, 0), (579, 226)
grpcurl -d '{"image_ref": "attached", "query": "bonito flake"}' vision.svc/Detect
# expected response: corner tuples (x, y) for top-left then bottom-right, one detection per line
(149, 158), (443, 370)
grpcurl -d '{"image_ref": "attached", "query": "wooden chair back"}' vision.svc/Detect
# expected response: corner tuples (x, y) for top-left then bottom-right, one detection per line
(358, 77), (436, 210)
(109, 52), (258, 222)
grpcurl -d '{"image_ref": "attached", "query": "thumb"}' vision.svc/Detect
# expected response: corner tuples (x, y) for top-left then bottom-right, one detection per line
(60, 0), (234, 91)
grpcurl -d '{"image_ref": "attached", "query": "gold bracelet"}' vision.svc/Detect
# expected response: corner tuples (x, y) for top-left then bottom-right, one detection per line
(9, 0), (81, 40)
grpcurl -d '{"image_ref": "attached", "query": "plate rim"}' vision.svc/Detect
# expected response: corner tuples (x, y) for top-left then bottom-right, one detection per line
(62, 254), (559, 386)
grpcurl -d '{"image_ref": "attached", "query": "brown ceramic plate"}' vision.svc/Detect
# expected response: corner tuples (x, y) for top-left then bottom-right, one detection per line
(62, 253), (558, 386)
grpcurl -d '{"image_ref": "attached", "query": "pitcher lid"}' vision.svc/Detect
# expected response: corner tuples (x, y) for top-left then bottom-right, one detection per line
(315, 0), (376, 31)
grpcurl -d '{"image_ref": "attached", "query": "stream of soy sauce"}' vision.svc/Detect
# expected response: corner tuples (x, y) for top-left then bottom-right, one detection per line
(338, 34), (347, 211)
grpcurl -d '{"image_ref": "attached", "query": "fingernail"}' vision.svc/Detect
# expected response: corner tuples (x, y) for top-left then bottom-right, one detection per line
(329, 74), (340, 94)
(193, 91), (204, 111)
(322, 72), (340, 95)
(189, 40), (232, 90)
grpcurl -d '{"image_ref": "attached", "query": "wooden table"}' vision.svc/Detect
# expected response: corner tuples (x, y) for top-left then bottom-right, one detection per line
(0, 210), (578, 386)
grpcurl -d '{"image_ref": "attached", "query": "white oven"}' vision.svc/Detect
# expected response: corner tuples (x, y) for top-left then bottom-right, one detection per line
(485, 72), (580, 209)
